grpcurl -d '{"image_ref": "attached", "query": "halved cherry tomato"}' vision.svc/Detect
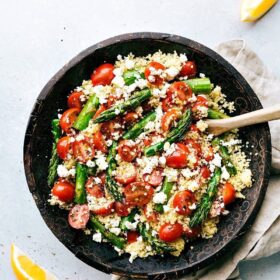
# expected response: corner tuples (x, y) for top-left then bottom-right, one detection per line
(124, 182), (154, 207)
(184, 226), (201, 239)
(143, 168), (163, 187)
(196, 95), (208, 106)
(100, 117), (123, 139)
(184, 139), (202, 155)
(203, 145), (214, 162)
(179, 61), (197, 78)
(115, 163), (137, 185)
(52, 180), (75, 203)
(201, 165), (211, 179)
(115, 201), (130, 217)
(167, 81), (193, 101)
(162, 95), (173, 112)
(190, 124), (199, 132)
(67, 91), (83, 110)
(173, 190), (196, 216)
(72, 137), (95, 163)
(144, 61), (166, 86)
(91, 63), (115, 86)
(144, 206), (158, 223)
(123, 112), (139, 126)
(223, 182), (236, 205)
(93, 131), (108, 153)
(117, 140), (137, 162)
(159, 223), (183, 242)
(68, 204), (90, 229)
(161, 109), (180, 132)
(127, 231), (139, 244)
(143, 138), (152, 147)
(91, 201), (114, 216)
(85, 177), (104, 198)
(98, 172), (106, 185)
(166, 143), (189, 169)
(93, 104), (107, 120)
(59, 108), (80, 132)
(57, 136), (71, 160)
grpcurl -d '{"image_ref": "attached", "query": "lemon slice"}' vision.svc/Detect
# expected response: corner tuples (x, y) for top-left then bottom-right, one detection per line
(11, 244), (58, 280)
(241, 0), (277, 22)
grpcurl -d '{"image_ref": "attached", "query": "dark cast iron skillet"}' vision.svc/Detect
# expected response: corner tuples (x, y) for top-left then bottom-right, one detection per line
(24, 32), (271, 279)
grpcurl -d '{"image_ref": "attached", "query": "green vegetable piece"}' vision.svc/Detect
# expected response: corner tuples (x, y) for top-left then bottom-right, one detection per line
(138, 223), (175, 253)
(90, 216), (126, 249)
(93, 89), (152, 123)
(105, 142), (123, 202)
(73, 94), (99, 130)
(87, 166), (97, 177)
(120, 209), (138, 231)
(207, 108), (229, 119)
(189, 168), (222, 227)
(123, 111), (156, 140)
(123, 69), (143, 85)
(185, 78), (213, 93)
(144, 109), (192, 156)
(154, 179), (174, 213)
(74, 163), (87, 204)
(47, 119), (61, 186)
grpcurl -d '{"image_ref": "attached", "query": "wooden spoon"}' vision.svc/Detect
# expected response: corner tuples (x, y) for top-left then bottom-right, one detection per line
(206, 104), (280, 136)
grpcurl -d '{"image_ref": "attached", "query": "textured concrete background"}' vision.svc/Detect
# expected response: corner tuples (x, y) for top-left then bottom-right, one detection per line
(0, 0), (279, 279)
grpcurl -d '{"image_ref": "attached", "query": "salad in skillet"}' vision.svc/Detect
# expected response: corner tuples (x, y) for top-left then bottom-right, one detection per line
(48, 51), (252, 262)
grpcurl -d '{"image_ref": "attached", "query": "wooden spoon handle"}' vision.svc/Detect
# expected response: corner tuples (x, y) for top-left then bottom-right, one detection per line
(207, 104), (280, 135)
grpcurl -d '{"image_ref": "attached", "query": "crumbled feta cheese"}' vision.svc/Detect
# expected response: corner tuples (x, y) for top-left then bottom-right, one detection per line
(137, 156), (159, 174)
(221, 166), (230, 180)
(148, 75), (155, 83)
(163, 142), (171, 151)
(137, 236), (143, 242)
(163, 167), (178, 182)
(86, 160), (95, 167)
(113, 67), (123, 76)
(112, 76), (125, 88)
(57, 165), (76, 178)
(129, 251), (138, 263)
(125, 221), (138, 230)
(109, 227), (121, 236)
(181, 168), (199, 179)
(76, 134), (85, 141)
(189, 203), (197, 210)
(221, 139), (242, 147)
(165, 66), (180, 79)
(199, 73), (206, 78)
(153, 192), (167, 204)
(179, 54), (188, 63)
(125, 59), (135, 69)
(164, 143), (177, 156)
(211, 153), (222, 167)
(92, 232), (102, 243)
(163, 205), (170, 212)
(95, 152), (108, 171)
(159, 156), (166, 167)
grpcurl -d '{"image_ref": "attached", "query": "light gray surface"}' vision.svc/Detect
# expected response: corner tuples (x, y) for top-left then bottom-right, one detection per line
(0, 0), (279, 279)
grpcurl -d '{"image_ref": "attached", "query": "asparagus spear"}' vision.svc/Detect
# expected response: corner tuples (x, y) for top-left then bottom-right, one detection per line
(105, 142), (123, 202)
(207, 108), (229, 119)
(185, 78), (213, 93)
(73, 94), (99, 130)
(189, 168), (222, 227)
(74, 163), (87, 204)
(123, 69), (144, 85)
(137, 223), (175, 253)
(119, 209), (138, 231)
(47, 119), (61, 186)
(144, 109), (192, 156)
(123, 111), (156, 140)
(93, 89), (152, 123)
(154, 178), (174, 213)
(90, 216), (126, 249)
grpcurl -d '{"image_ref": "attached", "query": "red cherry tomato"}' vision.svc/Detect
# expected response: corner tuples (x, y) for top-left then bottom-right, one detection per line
(98, 172), (106, 185)
(143, 168), (163, 187)
(173, 190), (196, 216)
(167, 81), (193, 101)
(223, 182), (236, 205)
(91, 201), (114, 216)
(100, 117), (123, 139)
(144, 61), (166, 86)
(127, 231), (139, 244)
(201, 165), (211, 179)
(166, 143), (189, 169)
(67, 91), (83, 110)
(161, 109), (180, 132)
(57, 136), (71, 160)
(59, 108), (80, 132)
(124, 182), (154, 207)
(196, 95), (208, 106)
(115, 201), (130, 217)
(159, 223), (183, 242)
(123, 112), (139, 126)
(93, 131), (108, 153)
(52, 180), (75, 203)
(85, 177), (104, 198)
(184, 139), (202, 155)
(72, 137), (95, 163)
(190, 124), (199, 132)
(162, 95), (173, 112)
(91, 63), (115, 86)
(144, 206), (159, 223)
(117, 140), (137, 162)
(184, 226), (201, 239)
(93, 104), (107, 120)
(115, 163), (137, 185)
(180, 61), (197, 78)
(68, 204), (90, 229)
(203, 145), (214, 162)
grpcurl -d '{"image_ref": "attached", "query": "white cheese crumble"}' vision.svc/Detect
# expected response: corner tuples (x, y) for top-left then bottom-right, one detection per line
(153, 192), (167, 204)
(95, 152), (108, 171)
(57, 165), (76, 178)
(163, 167), (178, 182)
(92, 232), (102, 243)
(221, 166), (230, 180)
(211, 153), (222, 167)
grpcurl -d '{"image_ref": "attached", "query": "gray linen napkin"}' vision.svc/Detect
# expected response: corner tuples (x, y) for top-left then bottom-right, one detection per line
(112, 40), (280, 280)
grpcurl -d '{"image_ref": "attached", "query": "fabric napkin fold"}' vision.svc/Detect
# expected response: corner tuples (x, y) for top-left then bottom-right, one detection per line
(112, 40), (280, 280)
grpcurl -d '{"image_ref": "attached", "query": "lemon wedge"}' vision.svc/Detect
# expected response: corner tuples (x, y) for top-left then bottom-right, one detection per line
(11, 244), (57, 280)
(241, 0), (277, 22)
